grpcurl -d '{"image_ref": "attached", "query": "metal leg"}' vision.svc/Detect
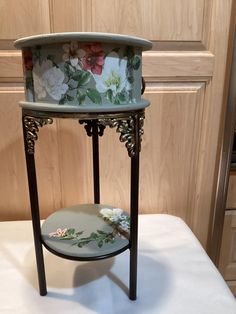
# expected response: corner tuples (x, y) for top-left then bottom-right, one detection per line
(129, 114), (140, 300)
(22, 115), (47, 296)
(92, 120), (100, 204)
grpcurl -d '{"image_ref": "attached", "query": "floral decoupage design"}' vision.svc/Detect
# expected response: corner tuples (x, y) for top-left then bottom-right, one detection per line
(23, 42), (141, 106)
(49, 208), (130, 248)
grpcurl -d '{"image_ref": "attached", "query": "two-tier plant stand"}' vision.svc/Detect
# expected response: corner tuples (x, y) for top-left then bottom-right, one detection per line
(22, 104), (147, 300)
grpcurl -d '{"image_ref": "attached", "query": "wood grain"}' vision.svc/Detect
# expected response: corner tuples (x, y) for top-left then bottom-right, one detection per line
(56, 119), (93, 208)
(226, 173), (236, 209)
(141, 84), (205, 227)
(50, 0), (92, 32)
(194, 0), (234, 247)
(219, 210), (236, 283)
(91, 0), (205, 41)
(0, 90), (28, 220)
(226, 281), (236, 296)
(0, 52), (23, 80)
(143, 51), (214, 78)
(0, 0), (50, 39)
(0, 89), (62, 220)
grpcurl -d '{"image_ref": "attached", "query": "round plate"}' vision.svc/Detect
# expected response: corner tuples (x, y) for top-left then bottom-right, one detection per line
(41, 204), (130, 260)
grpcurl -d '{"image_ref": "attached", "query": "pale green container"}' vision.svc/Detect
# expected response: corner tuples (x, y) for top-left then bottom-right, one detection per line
(14, 32), (152, 112)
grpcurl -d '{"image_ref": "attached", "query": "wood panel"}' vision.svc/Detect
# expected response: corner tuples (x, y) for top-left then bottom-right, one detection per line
(56, 119), (93, 208)
(0, 51), (23, 81)
(34, 119), (62, 218)
(141, 84), (205, 230)
(50, 0), (91, 32)
(226, 173), (236, 209)
(0, 89), (62, 220)
(143, 51), (214, 78)
(219, 211), (236, 283)
(0, 90), (28, 220)
(91, 0), (205, 40)
(0, 0), (50, 40)
(227, 281), (236, 296)
(99, 83), (205, 227)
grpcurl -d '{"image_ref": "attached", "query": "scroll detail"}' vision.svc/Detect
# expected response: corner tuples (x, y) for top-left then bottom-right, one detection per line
(23, 116), (53, 154)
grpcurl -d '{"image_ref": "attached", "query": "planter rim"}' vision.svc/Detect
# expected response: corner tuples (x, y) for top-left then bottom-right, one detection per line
(14, 32), (152, 50)
(19, 99), (150, 113)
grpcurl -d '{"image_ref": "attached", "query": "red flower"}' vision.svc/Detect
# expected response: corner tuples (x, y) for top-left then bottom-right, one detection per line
(22, 49), (33, 71)
(82, 43), (104, 75)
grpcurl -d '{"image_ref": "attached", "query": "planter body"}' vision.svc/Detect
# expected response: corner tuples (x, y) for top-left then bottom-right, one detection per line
(14, 33), (152, 111)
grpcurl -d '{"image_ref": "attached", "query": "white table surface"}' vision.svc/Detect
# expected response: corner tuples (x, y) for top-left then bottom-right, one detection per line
(0, 214), (235, 314)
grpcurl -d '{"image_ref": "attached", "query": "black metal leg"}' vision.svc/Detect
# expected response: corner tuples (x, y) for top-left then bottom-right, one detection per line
(22, 117), (47, 296)
(92, 120), (100, 204)
(129, 114), (140, 300)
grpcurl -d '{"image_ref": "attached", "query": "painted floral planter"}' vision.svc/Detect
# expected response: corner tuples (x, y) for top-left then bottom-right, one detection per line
(14, 33), (152, 110)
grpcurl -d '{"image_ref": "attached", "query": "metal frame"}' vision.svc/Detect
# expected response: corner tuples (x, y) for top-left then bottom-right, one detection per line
(22, 108), (145, 300)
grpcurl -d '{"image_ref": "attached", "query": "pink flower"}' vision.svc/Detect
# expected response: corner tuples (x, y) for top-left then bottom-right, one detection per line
(82, 43), (104, 75)
(49, 228), (68, 238)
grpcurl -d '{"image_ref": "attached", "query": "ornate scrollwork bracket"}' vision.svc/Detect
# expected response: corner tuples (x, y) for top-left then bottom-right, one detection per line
(79, 120), (106, 137)
(98, 112), (145, 158)
(23, 116), (53, 154)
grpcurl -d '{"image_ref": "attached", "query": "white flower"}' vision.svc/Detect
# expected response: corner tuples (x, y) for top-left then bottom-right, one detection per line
(93, 52), (131, 98)
(100, 207), (123, 222)
(119, 220), (130, 231)
(42, 67), (68, 100)
(33, 60), (68, 101)
(33, 60), (52, 100)
(33, 73), (46, 99)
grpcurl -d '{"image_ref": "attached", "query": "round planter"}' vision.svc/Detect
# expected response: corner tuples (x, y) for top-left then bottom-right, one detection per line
(14, 32), (152, 111)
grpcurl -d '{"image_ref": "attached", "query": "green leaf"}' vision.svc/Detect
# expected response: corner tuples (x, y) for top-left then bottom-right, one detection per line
(132, 55), (141, 70)
(98, 240), (103, 248)
(114, 96), (120, 105)
(72, 71), (91, 86)
(112, 47), (120, 53)
(66, 94), (74, 101)
(47, 54), (55, 61)
(72, 70), (82, 80)
(77, 240), (90, 247)
(97, 230), (106, 235)
(90, 232), (98, 239)
(127, 76), (134, 84)
(124, 46), (134, 59)
(106, 89), (113, 103)
(76, 231), (84, 236)
(59, 96), (66, 105)
(78, 71), (91, 86)
(77, 90), (86, 105)
(86, 88), (102, 104)
(117, 92), (126, 103)
(26, 77), (33, 90)
(60, 236), (74, 240)
(67, 228), (75, 235)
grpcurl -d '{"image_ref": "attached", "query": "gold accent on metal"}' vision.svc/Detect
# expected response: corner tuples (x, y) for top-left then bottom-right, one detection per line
(22, 109), (145, 157)
(98, 112), (145, 157)
(23, 116), (53, 154)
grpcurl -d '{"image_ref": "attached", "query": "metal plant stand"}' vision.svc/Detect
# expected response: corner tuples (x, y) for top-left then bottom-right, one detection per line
(22, 107), (146, 300)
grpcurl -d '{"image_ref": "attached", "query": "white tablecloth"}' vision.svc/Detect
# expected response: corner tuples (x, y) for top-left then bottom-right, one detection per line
(0, 214), (235, 314)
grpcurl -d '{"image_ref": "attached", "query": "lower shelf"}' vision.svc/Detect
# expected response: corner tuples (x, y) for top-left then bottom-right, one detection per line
(41, 204), (130, 261)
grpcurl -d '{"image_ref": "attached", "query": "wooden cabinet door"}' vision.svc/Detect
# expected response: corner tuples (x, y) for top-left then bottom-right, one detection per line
(0, 0), (234, 248)
(219, 210), (236, 295)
